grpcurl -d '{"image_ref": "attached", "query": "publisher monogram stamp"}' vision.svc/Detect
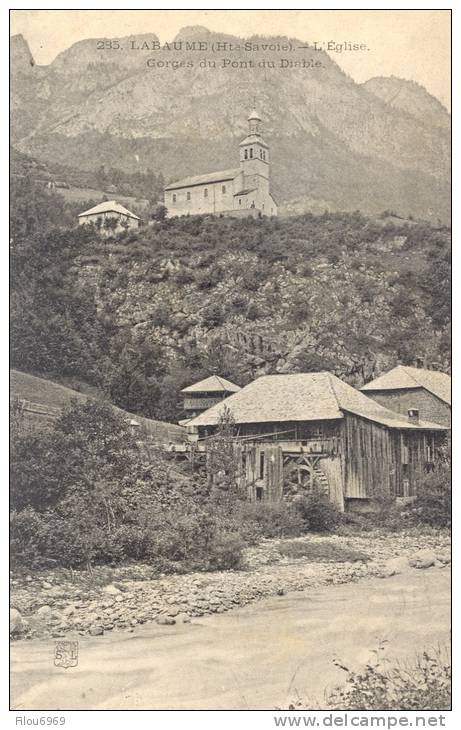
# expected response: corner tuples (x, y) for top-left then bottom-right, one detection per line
(54, 640), (78, 669)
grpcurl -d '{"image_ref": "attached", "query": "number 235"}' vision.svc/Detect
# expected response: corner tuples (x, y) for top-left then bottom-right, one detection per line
(96, 40), (121, 50)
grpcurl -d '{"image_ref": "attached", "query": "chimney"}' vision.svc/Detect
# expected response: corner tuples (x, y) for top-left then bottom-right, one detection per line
(408, 408), (420, 425)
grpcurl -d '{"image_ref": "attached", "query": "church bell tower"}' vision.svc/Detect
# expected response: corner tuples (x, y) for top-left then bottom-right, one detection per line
(239, 109), (270, 188)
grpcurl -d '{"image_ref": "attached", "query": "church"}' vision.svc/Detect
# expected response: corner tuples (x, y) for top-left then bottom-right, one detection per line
(164, 110), (278, 218)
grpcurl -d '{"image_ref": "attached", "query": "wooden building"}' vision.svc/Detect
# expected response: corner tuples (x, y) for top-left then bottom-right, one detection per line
(179, 375), (241, 425)
(185, 372), (448, 511)
(361, 366), (451, 427)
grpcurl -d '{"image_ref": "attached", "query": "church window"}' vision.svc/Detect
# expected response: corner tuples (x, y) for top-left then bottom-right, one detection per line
(239, 199), (242, 206)
(260, 149), (263, 159)
(172, 194), (176, 203)
(250, 148), (253, 158)
(204, 188), (208, 198)
(244, 149), (248, 159)
(186, 191), (191, 201)
(222, 185), (226, 194)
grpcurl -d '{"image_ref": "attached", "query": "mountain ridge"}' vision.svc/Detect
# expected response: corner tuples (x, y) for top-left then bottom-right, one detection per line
(10, 29), (450, 221)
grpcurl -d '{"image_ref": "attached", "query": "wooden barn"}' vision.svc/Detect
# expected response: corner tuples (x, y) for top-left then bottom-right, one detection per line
(179, 375), (241, 424)
(361, 365), (451, 427)
(185, 372), (448, 511)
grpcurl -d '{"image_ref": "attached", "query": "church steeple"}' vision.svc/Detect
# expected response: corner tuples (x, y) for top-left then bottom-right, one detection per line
(239, 108), (270, 181)
(248, 109), (262, 135)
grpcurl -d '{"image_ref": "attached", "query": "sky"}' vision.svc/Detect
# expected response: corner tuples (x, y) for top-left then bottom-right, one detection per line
(10, 9), (451, 109)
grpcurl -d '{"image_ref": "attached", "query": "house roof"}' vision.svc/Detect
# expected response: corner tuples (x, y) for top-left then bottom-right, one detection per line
(361, 366), (451, 405)
(78, 200), (140, 220)
(165, 168), (240, 191)
(186, 372), (447, 431)
(181, 375), (241, 394)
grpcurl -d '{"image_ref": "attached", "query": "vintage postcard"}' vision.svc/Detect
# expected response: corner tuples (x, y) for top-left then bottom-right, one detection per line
(9, 7), (451, 719)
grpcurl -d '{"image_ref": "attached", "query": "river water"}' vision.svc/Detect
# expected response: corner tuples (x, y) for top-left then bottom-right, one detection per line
(10, 566), (450, 710)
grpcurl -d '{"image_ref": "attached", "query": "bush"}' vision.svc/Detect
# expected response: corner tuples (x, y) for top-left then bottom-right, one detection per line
(293, 486), (342, 532)
(206, 532), (246, 571)
(409, 454), (451, 527)
(239, 502), (305, 539)
(326, 646), (451, 710)
(287, 645), (451, 711)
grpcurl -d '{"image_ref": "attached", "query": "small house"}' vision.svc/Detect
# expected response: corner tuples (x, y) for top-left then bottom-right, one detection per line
(185, 372), (448, 511)
(78, 200), (140, 235)
(180, 375), (241, 425)
(361, 366), (451, 427)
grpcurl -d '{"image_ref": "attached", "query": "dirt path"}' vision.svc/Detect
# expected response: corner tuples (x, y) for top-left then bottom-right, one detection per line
(10, 565), (450, 710)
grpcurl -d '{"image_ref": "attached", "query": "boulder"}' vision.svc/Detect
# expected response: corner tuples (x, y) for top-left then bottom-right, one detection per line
(408, 550), (436, 569)
(36, 605), (53, 618)
(385, 557), (409, 575)
(102, 584), (121, 595)
(435, 552), (451, 565)
(10, 608), (23, 634)
(89, 625), (104, 636)
(156, 616), (176, 626)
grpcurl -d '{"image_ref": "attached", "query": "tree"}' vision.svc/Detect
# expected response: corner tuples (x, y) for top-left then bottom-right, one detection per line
(10, 399), (144, 566)
(206, 407), (245, 510)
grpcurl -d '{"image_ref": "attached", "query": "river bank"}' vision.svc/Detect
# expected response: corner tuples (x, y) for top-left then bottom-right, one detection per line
(10, 530), (450, 641)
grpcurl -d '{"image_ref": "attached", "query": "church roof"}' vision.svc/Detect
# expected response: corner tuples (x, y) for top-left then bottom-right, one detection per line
(233, 188), (257, 197)
(239, 134), (269, 148)
(248, 109), (262, 122)
(78, 200), (140, 220)
(362, 366), (451, 405)
(165, 168), (240, 191)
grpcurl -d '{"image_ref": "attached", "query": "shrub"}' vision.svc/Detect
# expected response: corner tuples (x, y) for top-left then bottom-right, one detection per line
(409, 457), (451, 527)
(287, 645), (451, 711)
(206, 532), (246, 571)
(239, 502), (305, 539)
(293, 486), (342, 532)
(326, 646), (451, 710)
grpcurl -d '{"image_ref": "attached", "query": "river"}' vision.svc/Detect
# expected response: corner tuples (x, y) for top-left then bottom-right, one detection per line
(10, 566), (450, 710)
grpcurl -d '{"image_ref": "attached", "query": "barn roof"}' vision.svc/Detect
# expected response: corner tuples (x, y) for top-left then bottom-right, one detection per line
(186, 372), (447, 430)
(181, 375), (241, 394)
(362, 366), (451, 405)
(165, 168), (240, 191)
(78, 200), (140, 220)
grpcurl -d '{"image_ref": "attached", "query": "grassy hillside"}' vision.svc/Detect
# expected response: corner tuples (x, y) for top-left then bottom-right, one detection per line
(10, 369), (185, 443)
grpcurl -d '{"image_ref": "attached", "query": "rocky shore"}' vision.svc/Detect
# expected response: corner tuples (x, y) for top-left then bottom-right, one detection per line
(10, 532), (450, 641)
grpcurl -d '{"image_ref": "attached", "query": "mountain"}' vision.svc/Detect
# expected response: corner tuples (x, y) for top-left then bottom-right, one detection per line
(10, 34), (35, 73)
(362, 76), (450, 130)
(10, 29), (450, 221)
